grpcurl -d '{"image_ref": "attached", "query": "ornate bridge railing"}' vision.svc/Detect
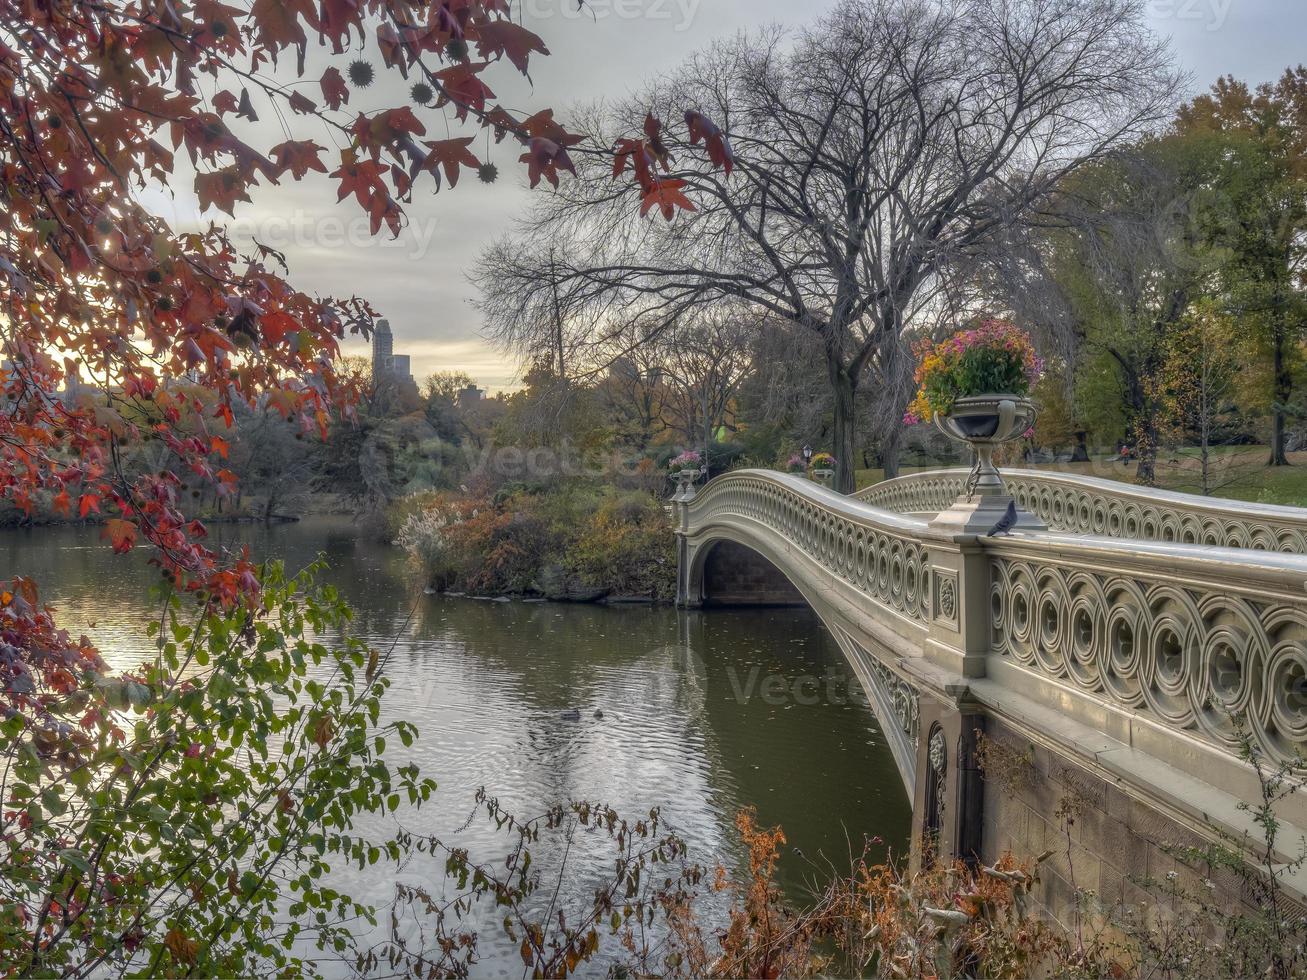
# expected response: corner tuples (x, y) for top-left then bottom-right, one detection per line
(855, 468), (1307, 553)
(678, 468), (1307, 878)
(683, 471), (934, 627)
(986, 533), (1307, 765)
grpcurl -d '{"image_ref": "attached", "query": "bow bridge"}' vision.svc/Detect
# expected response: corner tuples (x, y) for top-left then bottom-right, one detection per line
(673, 467), (1307, 921)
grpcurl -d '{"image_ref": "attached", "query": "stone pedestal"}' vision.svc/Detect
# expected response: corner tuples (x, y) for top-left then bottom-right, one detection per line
(929, 493), (1046, 536)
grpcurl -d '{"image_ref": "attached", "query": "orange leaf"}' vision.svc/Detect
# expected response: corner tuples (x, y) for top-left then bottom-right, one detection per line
(78, 493), (100, 519)
(103, 519), (137, 554)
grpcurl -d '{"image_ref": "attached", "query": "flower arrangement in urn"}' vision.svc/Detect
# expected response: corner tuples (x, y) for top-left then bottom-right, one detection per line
(809, 452), (837, 473)
(668, 451), (703, 474)
(905, 319), (1042, 497)
(669, 451), (704, 502)
(785, 454), (808, 474)
(903, 319), (1043, 427)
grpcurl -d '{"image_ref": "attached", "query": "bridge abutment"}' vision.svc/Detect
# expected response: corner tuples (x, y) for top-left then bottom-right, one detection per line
(910, 697), (987, 874)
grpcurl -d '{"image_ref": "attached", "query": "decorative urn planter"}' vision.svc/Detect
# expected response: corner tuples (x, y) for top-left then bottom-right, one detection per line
(934, 394), (1036, 496)
(811, 468), (835, 487)
(672, 468), (701, 503)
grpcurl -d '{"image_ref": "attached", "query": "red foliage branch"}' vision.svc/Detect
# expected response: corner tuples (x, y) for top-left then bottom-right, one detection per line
(0, 0), (733, 701)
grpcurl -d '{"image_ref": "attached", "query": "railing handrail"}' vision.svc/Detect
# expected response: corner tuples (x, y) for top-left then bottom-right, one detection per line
(993, 528), (1307, 594)
(690, 469), (931, 537)
(857, 466), (1307, 527)
(694, 470), (1307, 597)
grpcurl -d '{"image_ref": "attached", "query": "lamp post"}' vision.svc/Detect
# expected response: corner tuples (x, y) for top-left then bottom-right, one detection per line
(802, 445), (813, 467)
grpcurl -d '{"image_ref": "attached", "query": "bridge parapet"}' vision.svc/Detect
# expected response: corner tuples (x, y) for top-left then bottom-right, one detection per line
(856, 468), (1307, 553)
(987, 533), (1307, 767)
(681, 471), (935, 626)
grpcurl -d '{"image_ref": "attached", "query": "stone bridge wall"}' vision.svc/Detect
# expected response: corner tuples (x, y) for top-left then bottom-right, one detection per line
(979, 718), (1255, 930)
(677, 468), (1307, 914)
(700, 540), (805, 606)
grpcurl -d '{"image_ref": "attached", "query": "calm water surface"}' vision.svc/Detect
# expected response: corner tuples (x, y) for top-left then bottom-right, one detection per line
(4, 519), (910, 975)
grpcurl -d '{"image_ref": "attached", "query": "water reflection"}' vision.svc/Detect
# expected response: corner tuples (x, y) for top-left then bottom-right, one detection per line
(2, 519), (911, 974)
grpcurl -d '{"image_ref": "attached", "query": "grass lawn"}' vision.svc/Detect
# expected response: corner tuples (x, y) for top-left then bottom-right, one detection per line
(855, 446), (1307, 508)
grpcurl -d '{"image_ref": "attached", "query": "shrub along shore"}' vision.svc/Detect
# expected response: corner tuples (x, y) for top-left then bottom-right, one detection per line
(392, 480), (678, 604)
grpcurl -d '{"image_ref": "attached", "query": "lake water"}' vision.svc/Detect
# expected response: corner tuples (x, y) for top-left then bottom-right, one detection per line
(4, 519), (911, 975)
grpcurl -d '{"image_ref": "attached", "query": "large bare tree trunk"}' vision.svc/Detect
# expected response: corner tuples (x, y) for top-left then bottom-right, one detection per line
(829, 361), (859, 494)
(881, 427), (902, 482)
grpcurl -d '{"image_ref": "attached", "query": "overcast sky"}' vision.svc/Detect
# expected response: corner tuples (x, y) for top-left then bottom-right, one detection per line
(150, 0), (1307, 391)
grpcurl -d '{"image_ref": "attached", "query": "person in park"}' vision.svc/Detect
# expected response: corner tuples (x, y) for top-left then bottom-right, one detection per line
(0, 2), (732, 974)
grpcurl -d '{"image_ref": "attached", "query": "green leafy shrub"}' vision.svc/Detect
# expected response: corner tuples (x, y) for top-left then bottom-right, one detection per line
(0, 564), (434, 976)
(566, 493), (676, 600)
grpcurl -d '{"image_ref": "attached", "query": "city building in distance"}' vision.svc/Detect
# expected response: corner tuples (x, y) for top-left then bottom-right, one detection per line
(371, 319), (416, 392)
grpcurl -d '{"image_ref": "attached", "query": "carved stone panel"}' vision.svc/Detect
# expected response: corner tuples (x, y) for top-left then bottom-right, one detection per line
(933, 568), (960, 628)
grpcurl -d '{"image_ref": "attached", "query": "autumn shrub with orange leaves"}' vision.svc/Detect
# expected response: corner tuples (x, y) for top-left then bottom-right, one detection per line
(397, 485), (676, 600)
(667, 813), (1064, 980)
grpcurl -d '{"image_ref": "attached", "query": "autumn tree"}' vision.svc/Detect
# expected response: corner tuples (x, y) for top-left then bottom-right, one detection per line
(0, 1), (733, 970)
(1177, 69), (1307, 467)
(478, 0), (1179, 492)
(1157, 301), (1242, 495)
(982, 132), (1228, 485)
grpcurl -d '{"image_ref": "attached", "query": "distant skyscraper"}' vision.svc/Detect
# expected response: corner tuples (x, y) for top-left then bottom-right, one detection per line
(370, 319), (416, 391)
(372, 319), (394, 380)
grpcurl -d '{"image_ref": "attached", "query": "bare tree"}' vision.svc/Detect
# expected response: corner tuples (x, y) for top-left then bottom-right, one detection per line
(597, 341), (670, 451)
(476, 0), (1179, 491)
(656, 308), (755, 450)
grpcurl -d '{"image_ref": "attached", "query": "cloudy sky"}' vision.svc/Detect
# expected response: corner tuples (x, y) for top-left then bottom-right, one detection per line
(150, 0), (1306, 391)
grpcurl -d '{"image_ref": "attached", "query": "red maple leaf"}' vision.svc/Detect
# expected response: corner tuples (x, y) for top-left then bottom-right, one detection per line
(640, 178), (696, 221)
(686, 110), (735, 176)
(643, 113), (673, 168)
(421, 137), (480, 188)
(269, 140), (328, 180)
(78, 493), (101, 519)
(434, 63), (496, 121)
(103, 519), (137, 555)
(212, 90), (239, 115)
(320, 67), (349, 110)
(614, 138), (657, 190)
(329, 152), (388, 208)
(473, 20), (549, 76)
(260, 310), (300, 345)
(519, 138), (576, 189)
(195, 168), (251, 217)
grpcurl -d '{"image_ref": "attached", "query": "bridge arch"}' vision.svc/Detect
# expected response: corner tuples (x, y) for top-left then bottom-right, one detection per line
(682, 528), (922, 798)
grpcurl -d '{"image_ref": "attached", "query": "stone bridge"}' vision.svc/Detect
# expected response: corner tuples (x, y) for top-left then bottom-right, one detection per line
(674, 467), (1307, 921)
